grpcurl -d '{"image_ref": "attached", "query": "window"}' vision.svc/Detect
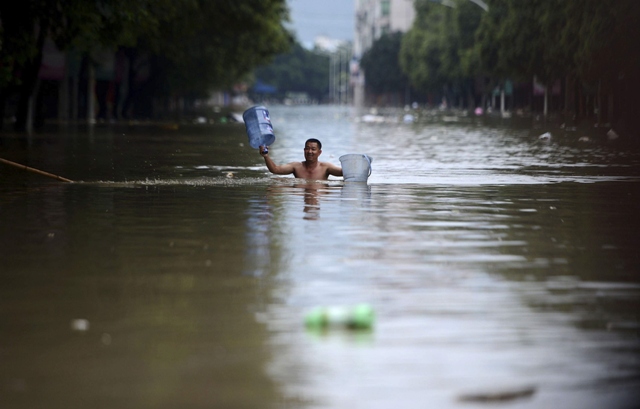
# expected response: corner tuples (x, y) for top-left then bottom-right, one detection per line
(381, 0), (390, 17)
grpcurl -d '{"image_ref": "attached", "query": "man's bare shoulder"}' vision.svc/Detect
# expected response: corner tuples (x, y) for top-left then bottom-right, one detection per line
(320, 161), (343, 176)
(319, 161), (342, 170)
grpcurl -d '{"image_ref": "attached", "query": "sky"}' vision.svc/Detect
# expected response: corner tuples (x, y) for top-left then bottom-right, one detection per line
(286, 0), (355, 47)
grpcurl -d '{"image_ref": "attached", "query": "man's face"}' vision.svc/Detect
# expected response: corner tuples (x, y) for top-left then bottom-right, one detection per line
(304, 142), (321, 161)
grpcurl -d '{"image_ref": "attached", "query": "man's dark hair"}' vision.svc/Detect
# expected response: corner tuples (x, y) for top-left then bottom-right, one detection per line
(305, 138), (322, 149)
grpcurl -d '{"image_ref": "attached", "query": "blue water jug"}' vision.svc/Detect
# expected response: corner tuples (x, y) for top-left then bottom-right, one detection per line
(242, 106), (276, 154)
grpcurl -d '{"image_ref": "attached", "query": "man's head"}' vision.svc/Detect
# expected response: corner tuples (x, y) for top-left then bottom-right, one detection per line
(304, 138), (322, 162)
(305, 138), (322, 150)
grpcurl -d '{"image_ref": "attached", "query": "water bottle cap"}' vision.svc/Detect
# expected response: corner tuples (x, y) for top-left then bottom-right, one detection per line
(349, 303), (374, 329)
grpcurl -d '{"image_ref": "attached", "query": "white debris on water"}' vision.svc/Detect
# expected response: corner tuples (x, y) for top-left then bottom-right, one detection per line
(70, 319), (89, 332)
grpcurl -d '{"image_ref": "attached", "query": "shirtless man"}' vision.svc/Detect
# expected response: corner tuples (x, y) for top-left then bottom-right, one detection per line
(259, 138), (343, 180)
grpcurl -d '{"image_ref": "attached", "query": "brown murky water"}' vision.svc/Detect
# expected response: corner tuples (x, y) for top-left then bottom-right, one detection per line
(1, 106), (639, 408)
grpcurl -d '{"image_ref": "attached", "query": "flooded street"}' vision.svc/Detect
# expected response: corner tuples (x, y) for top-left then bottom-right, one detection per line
(1, 105), (639, 408)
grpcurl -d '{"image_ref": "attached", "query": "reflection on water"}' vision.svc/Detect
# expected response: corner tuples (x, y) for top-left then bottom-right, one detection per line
(1, 106), (639, 409)
(263, 182), (640, 409)
(244, 195), (273, 276)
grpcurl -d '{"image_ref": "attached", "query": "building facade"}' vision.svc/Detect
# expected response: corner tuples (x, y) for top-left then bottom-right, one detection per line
(353, 0), (415, 106)
(354, 0), (415, 58)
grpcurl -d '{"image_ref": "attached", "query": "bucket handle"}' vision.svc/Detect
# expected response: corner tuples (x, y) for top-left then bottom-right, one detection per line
(363, 154), (372, 177)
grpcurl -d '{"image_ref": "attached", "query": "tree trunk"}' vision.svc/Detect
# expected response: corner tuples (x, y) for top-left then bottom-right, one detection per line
(71, 70), (79, 122)
(564, 75), (574, 124)
(59, 54), (69, 122)
(596, 80), (602, 126)
(14, 20), (49, 132)
(608, 91), (614, 125)
(121, 48), (139, 119)
(0, 90), (6, 130)
(87, 63), (95, 124)
(26, 79), (41, 133)
(467, 89), (474, 111)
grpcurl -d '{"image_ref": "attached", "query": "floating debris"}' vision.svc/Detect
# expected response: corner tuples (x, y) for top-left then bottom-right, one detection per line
(458, 385), (536, 403)
(70, 319), (90, 332)
(305, 304), (374, 330)
(361, 114), (386, 123)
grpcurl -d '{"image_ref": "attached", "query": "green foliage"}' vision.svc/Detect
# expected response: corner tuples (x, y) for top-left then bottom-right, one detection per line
(0, 2), (40, 88)
(251, 42), (330, 101)
(562, 0), (640, 84)
(400, 1), (438, 91)
(400, 0), (483, 92)
(474, 0), (560, 83)
(473, 0), (640, 85)
(0, 0), (185, 88)
(150, 0), (293, 96)
(455, 0), (484, 75)
(361, 32), (408, 94)
(398, 0), (640, 110)
(0, 0), (291, 95)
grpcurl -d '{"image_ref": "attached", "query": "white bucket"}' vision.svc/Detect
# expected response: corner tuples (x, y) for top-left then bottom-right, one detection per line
(339, 154), (373, 182)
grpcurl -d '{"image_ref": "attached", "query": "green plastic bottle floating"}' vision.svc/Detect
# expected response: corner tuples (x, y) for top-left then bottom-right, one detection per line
(304, 303), (374, 330)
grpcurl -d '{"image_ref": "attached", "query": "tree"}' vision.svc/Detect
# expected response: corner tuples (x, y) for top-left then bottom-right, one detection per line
(0, 0), (292, 129)
(395, 0), (640, 124)
(250, 42), (329, 102)
(150, 0), (292, 97)
(474, 0), (640, 124)
(400, 0), (483, 106)
(361, 32), (409, 97)
(0, 0), (188, 130)
(400, 1), (447, 93)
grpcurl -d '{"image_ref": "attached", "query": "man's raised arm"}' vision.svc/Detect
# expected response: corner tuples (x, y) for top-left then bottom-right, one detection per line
(260, 146), (295, 175)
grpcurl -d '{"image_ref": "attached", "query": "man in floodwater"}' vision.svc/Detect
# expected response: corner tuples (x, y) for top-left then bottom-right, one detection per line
(259, 138), (343, 180)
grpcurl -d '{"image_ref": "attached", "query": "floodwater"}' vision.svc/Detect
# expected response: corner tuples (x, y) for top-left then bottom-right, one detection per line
(1, 105), (639, 409)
